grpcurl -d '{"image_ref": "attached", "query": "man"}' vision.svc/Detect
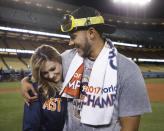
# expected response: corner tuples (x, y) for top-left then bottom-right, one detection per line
(21, 6), (151, 131)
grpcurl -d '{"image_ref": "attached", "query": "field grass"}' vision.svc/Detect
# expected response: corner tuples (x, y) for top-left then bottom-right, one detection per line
(0, 92), (23, 131)
(0, 81), (21, 88)
(145, 78), (164, 84)
(140, 102), (164, 131)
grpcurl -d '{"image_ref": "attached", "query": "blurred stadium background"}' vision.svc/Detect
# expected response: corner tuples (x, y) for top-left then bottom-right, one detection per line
(0, 0), (164, 131)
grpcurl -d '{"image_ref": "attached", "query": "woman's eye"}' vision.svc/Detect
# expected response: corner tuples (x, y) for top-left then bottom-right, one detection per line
(43, 72), (48, 76)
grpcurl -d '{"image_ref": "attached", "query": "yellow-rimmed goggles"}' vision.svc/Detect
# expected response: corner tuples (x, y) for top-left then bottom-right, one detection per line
(61, 14), (105, 32)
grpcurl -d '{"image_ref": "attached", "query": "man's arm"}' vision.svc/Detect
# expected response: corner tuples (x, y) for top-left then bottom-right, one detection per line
(21, 76), (38, 106)
(120, 115), (140, 131)
(117, 54), (151, 131)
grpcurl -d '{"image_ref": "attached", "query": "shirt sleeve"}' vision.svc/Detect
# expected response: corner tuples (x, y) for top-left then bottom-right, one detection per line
(118, 61), (152, 117)
(23, 100), (42, 131)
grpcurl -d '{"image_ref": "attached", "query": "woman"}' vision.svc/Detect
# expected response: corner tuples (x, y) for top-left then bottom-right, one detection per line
(23, 45), (67, 131)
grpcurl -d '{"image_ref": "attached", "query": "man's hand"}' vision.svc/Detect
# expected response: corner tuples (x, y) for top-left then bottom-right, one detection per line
(20, 76), (38, 106)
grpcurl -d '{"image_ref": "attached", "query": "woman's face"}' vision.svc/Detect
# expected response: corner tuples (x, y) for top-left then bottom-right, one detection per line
(40, 60), (62, 83)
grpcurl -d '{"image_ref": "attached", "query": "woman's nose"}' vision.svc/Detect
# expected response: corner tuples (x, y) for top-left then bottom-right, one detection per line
(49, 72), (55, 79)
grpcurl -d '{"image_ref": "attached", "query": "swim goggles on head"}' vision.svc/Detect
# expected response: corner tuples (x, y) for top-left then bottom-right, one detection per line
(61, 14), (105, 32)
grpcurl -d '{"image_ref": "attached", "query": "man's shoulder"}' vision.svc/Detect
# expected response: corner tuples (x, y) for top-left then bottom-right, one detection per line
(61, 48), (77, 64)
(61, 48), (77, 58)
(118, 53), (139, 68)
(117, 53), (141, 77)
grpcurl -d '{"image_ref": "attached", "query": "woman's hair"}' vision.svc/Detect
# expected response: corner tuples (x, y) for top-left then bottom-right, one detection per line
(30, 44), (62, 100)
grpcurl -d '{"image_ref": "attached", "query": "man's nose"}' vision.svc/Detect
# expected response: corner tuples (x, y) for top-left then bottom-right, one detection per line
(69, 39), (74, 46)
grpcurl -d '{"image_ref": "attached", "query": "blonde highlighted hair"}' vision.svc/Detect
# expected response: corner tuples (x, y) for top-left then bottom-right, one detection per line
(30, 44), (62, 100)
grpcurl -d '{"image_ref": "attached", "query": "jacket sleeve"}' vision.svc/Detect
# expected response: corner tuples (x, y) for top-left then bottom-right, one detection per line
(23, 100), (42, 131)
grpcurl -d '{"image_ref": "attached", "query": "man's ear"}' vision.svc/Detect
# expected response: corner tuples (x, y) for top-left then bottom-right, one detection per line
(87, 27), (96, 40)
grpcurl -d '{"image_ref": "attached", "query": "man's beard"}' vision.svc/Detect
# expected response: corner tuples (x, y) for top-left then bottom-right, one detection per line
(81, 39), (91, 58)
